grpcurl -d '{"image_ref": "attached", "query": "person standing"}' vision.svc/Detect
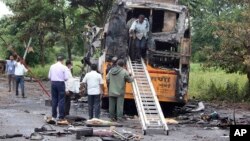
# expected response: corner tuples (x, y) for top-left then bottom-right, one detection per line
(5, 55), (16, 92)
(14, 57), (28, 98)
(129, 14), (149, 60)
(106, 56), (118, 75)
(106, 56), (118, 90)
(107, 59), (133, 122)
(64, 60), (77, 116)
(82, 64), (104, 119)
(48, 56), (69, 120)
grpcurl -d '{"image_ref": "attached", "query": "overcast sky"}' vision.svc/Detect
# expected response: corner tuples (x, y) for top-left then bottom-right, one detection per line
(0, 1), (13, 19)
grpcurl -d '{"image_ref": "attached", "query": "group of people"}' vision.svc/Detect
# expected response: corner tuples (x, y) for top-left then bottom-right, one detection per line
(5, 14), (148, 122)
(5, 54), (134, 122)
(48, 55), (133, 122)
(5, 55), (28, 98)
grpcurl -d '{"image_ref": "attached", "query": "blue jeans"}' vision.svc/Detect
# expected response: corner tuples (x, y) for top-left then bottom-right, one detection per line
(16, 76), (24, 96)
(51, 81), (65, 119)
(135, 37), (147, 59)
(88, 95), (101, 119)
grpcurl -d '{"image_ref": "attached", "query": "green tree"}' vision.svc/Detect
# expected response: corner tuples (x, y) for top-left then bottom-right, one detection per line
(57, 2), (87, 60)
(206, 1), (250, 83)
(2, 0), (62, 66)
(180, 0), (238, 62)
(1, 0), (88, 65)
(69, 0), (114, 26)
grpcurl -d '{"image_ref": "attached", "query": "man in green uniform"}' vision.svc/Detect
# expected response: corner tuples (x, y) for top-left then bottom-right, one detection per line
(107, 59), (134, 122)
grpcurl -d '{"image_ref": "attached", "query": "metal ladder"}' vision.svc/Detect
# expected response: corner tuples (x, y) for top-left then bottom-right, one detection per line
(127, 57), (169, 135)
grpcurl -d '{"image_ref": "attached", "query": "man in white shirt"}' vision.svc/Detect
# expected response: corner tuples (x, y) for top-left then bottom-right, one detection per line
(82, 64), (104, 119)
(129, 14), (150, 60)
(64, 60), (80, 116)
(64, 60), (73, 116)
(14, 57), (28, 98)
(48, 55), (70, 120)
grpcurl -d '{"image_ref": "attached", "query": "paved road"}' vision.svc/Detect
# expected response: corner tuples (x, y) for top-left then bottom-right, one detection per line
(0, 77), (239, 141)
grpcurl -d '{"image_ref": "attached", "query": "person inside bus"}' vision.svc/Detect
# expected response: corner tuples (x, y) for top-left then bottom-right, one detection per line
(129, 14), (149, 61)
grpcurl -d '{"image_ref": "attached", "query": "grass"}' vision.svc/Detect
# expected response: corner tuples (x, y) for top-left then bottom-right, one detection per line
(189, 63), (249, 102)
(72, 61), (83, 76)
(28, 61), (249, 102)
(28, 60), (83, 79)
(28, 64), (51, 79)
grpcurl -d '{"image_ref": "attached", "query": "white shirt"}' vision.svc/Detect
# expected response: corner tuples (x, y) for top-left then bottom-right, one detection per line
(48, 62), (69, 82)
(82, 71), (104, 95)
(65, 68), (80, 93)
(14, 62), (28, 76)
(130, 19), (150, 40)
(6, 60), (16, 74)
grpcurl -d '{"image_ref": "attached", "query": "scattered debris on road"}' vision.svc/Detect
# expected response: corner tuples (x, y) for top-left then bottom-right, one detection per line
(86, 118), (123, 127)
(165, 118), (179, 124)
(0, 134), (23, 139)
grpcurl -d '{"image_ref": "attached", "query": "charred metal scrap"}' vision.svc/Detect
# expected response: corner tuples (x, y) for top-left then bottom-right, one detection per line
(82, 24), (103, 66)
(104, 2), (128, 61)
(83, 0), (191, 102)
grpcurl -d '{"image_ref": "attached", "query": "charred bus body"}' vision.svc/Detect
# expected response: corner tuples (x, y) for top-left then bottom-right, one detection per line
(85, 0), (191, 114)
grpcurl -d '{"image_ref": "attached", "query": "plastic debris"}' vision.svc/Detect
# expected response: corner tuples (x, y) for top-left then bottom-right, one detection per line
(191, 102), (205, 112)
(165, 118), (179, 124)
(86, 118), (122, 127)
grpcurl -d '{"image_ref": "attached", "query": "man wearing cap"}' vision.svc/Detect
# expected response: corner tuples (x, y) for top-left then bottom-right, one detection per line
(48, 55), (70, 120)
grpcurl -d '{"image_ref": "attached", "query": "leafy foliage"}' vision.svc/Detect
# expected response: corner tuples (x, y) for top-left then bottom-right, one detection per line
(69, 0), (114, 26)
(189, 64), (250, 102)
(205, 2), (250, 82)
(181, 0), (250, 85)
(180, 0), (245, 62)
(0, 0), (88, 66)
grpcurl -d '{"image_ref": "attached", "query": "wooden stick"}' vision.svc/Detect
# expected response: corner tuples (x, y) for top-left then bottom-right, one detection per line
(23, 37), (32, 60)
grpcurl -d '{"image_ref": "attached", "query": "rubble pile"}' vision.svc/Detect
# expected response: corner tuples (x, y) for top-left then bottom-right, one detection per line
(0, 115), (142, 141)
(171, 100), (250, 130)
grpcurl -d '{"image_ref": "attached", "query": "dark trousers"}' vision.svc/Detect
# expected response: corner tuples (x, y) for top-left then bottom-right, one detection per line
(8, 74), (15, 92)
(51, 81), (65, 119)
(65, 91), (73, 116)
(135, 37), (147, 60)
(109, 96), (125, 120)
(16, 76), (24, 96)
(88, 95), (101, 119)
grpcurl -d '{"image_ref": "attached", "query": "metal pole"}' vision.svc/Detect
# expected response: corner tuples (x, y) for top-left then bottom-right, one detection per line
(23, 37), (32, 60)
(1, 39), (51, 98)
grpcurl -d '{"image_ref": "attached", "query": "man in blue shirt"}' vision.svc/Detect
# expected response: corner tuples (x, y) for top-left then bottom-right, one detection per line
(5, 55), (16, 92)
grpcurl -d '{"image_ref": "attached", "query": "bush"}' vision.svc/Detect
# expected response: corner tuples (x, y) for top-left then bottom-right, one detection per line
(198, 80), (240, 102)
(72, 61), (83, 76)
(28, 64), (51, 79)
(240, 82), (250, 102)
(192, 51), (208, 63)
(27, 60), (83, 80)
(189, 63), (249, 102)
